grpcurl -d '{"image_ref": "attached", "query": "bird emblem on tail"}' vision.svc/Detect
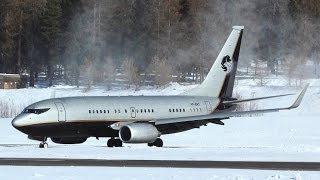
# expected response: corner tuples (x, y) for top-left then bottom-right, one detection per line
(221, 55), (233, 73)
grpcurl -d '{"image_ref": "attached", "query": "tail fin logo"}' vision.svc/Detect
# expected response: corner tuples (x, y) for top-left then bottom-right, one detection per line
(221, 55), (233, 73)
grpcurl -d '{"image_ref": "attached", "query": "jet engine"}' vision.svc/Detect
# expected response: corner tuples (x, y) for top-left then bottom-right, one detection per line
(51, 137), (88, 144)
(119, 123), (160, 143)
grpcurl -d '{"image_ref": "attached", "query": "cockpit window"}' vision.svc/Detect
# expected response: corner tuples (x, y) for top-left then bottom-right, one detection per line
(23, 108), (50, 114)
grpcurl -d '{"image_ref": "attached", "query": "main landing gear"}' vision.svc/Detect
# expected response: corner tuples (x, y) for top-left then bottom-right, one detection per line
(107, 138), (123, 147)
(148, 138), (163, 147)
(39, 137), (48, 148)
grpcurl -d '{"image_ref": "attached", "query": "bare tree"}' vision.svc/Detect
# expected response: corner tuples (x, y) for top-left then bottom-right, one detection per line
(148, 56), (172, 87)
(254, 59), (268, 86)
(80, 56), (95, 92)
(285, 55), (306, 86)
(122, 57), (139, 90)
(103, 57), (115, 90)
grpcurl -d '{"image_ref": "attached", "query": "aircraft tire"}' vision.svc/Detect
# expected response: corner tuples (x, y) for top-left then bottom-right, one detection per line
(39, 142), (48, 148)
(148, 138), (163, 147)
(154, 138), (163, 147)
(107, 138), (115, 147)
(115, 139), (123, 147)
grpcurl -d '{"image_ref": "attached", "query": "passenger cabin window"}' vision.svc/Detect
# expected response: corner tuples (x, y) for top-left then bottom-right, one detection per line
(96, 110), (99, 113)
(100, 110), (102, 113)
(104, 110), (106, 113)
(169, 109), (171, 112)
(125, 109), (127, 113)
(23, 108), (50, 114)
(152, 109), (154, 113)
(148, 109), (150, 113)
(89, 110), (91, 114)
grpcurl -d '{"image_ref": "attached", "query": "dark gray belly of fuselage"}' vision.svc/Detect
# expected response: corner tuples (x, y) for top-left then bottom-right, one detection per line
(16, 122), (119, 138)
(16, 121), (210, 138)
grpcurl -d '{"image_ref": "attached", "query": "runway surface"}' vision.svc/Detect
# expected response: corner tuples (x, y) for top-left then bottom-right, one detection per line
(1, 158), (320, 171)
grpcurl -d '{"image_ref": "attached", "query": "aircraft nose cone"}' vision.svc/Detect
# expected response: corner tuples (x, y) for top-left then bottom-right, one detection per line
(12, 114), (33, 135)
(12, 115), (26, 128)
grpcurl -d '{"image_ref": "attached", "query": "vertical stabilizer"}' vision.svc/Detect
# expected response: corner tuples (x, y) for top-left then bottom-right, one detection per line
(182, 26), (243, 97)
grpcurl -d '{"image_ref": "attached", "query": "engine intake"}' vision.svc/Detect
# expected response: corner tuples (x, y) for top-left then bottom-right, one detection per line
(119, 123), (160, 143)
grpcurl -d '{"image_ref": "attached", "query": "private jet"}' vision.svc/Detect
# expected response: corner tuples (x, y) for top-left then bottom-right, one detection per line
(12, 26), (308, 148)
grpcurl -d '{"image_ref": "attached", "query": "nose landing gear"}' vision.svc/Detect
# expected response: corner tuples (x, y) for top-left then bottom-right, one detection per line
(39, 137), (48, 148)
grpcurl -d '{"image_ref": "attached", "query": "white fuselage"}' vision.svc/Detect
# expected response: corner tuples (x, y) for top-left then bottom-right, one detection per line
(13, 96), (220, 127)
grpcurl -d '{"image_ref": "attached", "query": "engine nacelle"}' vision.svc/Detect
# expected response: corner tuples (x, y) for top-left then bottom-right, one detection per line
(51, 137), (88, 144)
(119, 123), (160, 143)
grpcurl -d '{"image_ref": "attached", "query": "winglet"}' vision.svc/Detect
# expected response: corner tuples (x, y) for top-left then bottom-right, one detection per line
(233, 26), (244, 30)
(288, 83), (309, 109)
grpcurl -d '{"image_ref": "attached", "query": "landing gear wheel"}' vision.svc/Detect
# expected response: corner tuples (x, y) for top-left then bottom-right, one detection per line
(39, 137), (48, 148)
(107, 138), (115, 147)
(39, 142), (48, 148)
(148, 138), (163, 147)
(115, 139), (123, 147)
(154, 138), (163, 147)
(107, 138), (123, 147)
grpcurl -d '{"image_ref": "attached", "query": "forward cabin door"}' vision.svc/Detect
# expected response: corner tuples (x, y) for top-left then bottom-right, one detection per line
(204, 101), (212, 114)
(130, 107), (136, 118)
(55, 102), (66, 122)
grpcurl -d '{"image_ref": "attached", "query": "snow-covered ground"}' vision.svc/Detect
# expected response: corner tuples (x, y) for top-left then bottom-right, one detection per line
(1, 166), (318, 180)
(0, 78), (320, 179)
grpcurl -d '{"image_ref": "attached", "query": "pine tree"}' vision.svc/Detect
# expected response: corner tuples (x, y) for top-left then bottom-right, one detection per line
(39, 0), (63, 86)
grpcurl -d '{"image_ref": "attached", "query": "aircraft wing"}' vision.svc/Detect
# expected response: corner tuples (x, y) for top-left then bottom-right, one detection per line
(155, 84), (309, 125)
(222, 93), (294, 105)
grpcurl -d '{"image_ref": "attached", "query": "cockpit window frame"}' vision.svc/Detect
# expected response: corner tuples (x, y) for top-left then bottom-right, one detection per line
(23, 108), (50, 115)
